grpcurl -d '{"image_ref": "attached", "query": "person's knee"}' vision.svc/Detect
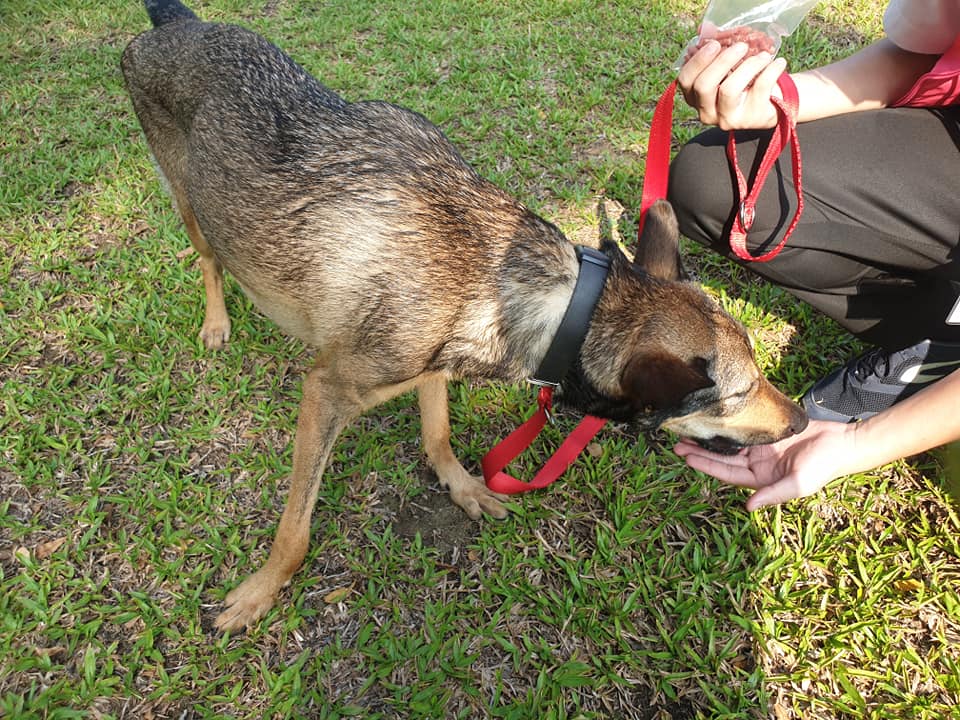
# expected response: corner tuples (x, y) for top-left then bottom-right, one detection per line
(668, 129), (731, 247)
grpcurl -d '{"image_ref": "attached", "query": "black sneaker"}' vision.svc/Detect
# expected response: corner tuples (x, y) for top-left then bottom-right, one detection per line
(802, 339), (960, 423)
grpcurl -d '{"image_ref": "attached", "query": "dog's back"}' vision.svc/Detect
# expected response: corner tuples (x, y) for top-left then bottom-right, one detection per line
(122, 0), (572, 380)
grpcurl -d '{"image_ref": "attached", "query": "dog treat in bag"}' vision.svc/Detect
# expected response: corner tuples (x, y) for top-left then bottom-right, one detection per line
(676, 0), (819, 68)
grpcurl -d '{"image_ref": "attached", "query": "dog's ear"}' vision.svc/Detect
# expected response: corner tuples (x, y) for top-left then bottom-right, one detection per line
(633, 200), (687, 281)
(622, 350), (713, 411)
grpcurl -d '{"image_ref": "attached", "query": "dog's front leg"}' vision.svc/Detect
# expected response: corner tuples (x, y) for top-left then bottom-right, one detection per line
(214, 362), (348, 633)
(417, 376), (508, 520)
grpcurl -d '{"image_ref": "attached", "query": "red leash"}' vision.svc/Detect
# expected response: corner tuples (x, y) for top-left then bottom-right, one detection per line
(482, 73), (802, 496)
(640, 74), (802, 261)
(637, 79), (681, 238)
(482, 387), (607, 494)
(727, 74), (802, 261)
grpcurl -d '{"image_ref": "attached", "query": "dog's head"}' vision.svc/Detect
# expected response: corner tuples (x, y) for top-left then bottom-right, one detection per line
(557, 200), (807, 453)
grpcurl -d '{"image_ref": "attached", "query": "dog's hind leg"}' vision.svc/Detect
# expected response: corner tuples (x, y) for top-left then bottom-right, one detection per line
(417, 375), (508, 520)
(132, 110), (232, 348)
(171, 192), (232, 350)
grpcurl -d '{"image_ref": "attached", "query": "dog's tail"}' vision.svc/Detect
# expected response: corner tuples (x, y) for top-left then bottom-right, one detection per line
(144, 0), (198, 27)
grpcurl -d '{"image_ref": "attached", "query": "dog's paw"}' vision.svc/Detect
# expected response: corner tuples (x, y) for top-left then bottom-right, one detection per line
(447, 474), (509, 521)
(199, 318), (231, 350)
(213, 572), (278, 633)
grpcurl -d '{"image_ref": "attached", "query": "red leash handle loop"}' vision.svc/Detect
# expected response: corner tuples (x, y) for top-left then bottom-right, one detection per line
(727, 73), (803, 262)
(637, 74), (803, 263)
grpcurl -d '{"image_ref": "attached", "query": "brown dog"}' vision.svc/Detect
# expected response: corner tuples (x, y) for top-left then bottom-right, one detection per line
(122, 0), (807, 632)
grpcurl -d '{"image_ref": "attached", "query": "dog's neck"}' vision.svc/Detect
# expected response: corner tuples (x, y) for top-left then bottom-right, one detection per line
(497, 238), (578, 379)
(497, 219), (610, 384)
(528, 245), (610, 386)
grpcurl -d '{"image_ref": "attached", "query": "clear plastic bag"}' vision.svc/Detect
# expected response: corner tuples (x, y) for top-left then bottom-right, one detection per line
(675, 0), (819, 69)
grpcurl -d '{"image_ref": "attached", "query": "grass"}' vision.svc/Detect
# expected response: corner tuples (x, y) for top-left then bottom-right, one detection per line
(2, 0), (959, 718)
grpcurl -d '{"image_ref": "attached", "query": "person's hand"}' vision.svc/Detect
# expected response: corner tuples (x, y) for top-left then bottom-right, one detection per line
(677, 39), (789, 130)
(674, 420), (857, 510)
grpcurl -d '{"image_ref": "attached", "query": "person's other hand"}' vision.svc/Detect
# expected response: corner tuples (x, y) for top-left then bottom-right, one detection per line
(677, 39), (788, 130)
(674, 419), (856, 510)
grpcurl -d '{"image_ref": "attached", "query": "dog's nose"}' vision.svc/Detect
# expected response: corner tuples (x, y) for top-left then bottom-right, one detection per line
(789, 406), (810, 436)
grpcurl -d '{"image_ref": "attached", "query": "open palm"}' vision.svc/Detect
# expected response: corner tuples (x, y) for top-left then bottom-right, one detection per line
(675, 420), (856, 510)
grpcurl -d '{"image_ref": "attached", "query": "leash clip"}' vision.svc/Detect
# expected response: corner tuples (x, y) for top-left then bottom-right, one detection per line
(524, 381), (557, 424)
(527, 377), (559, 388)
(738, 202), (756, 231)
(536, 386), (555, 425)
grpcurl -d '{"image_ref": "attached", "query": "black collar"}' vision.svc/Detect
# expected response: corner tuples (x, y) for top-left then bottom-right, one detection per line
(530, 245), (611, 387)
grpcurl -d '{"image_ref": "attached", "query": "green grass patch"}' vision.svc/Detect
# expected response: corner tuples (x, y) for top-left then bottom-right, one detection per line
(2, 1), (958, 718)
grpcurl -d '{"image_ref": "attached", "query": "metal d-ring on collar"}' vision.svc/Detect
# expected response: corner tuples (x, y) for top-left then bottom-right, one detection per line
(529, 245), (611, 389)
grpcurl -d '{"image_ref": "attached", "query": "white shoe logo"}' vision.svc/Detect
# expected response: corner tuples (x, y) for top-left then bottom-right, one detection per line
(899, 360), (960, 384)
(946, 296), (960, 325)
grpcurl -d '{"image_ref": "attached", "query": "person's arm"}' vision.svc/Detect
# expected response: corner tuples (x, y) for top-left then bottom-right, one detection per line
(675, 369), (960, 510)
(677, 37), (939, 130)
(840, 365), (960, 474)
(790, 38), (939, 122)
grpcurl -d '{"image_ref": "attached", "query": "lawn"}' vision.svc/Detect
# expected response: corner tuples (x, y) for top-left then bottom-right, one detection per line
(2, 0), (958, 718)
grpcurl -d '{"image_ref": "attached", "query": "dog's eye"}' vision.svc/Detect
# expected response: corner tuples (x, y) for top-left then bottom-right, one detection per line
(724, 379), (759, 408)
(691, 356), (710, 376)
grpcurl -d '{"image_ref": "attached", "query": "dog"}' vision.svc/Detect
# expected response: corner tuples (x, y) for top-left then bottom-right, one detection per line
(122, 0), (808, 632)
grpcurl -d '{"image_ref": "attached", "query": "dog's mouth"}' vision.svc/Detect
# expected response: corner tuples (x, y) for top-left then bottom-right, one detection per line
(694, 436), (745, 455)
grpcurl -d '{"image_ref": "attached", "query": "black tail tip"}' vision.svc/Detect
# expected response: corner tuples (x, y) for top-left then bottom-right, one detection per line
(144, 0), (198, 27)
